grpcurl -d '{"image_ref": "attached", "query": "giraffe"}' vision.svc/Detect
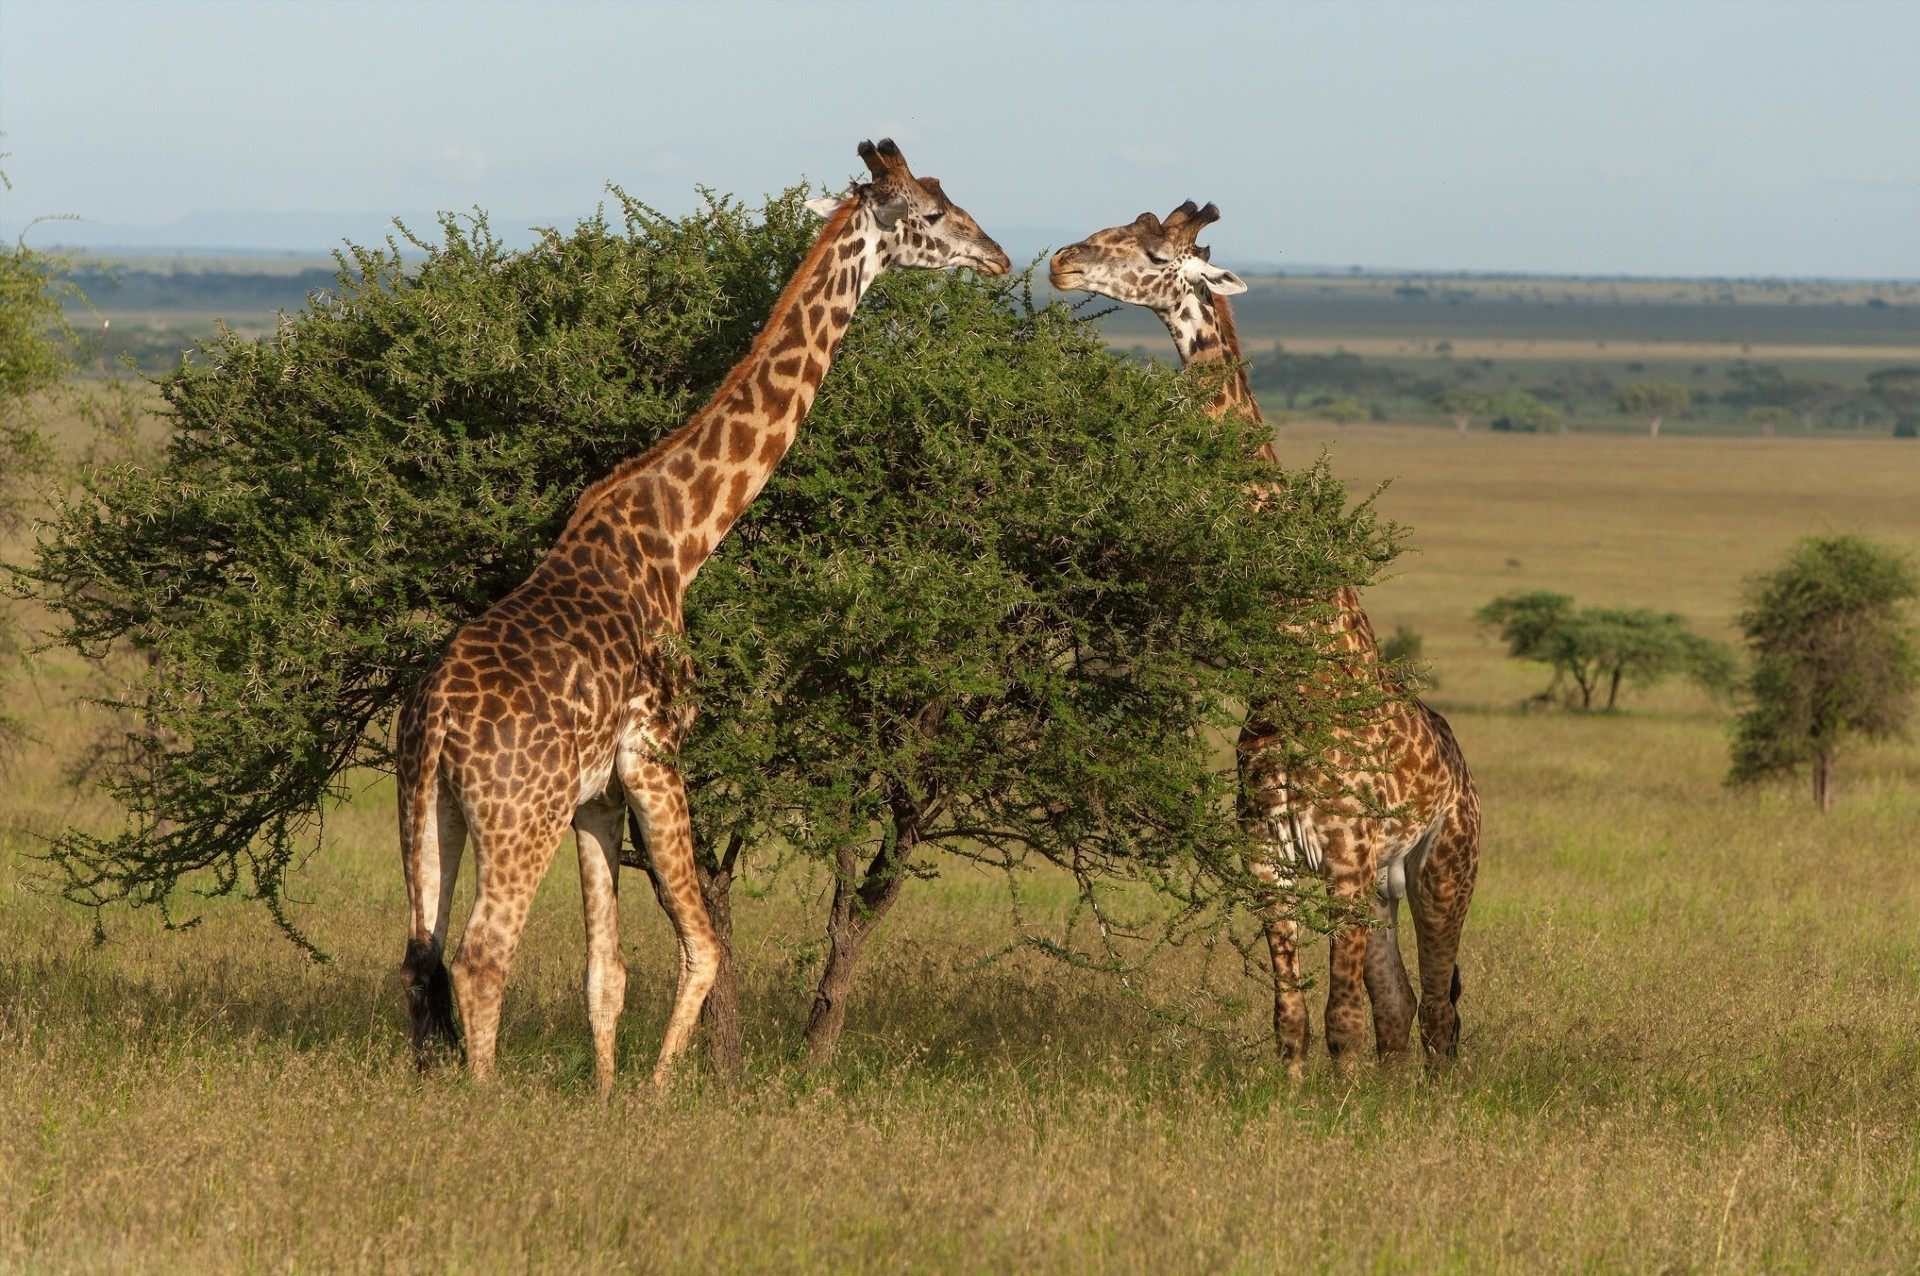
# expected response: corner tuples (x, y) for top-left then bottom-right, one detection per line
(397, 139), (1009, 1094)
(1050, 202), (1480, 1076)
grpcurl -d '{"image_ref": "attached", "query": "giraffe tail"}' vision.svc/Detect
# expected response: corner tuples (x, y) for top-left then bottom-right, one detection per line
(398, 686), (461, 1066)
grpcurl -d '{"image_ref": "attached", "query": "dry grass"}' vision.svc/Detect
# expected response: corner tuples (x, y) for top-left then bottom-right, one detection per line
(4, 425), (1920, 1272)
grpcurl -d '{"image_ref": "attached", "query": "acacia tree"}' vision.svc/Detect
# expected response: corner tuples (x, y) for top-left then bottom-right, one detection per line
(1429, 386), (1493, 434)
(24, 187), (1392, 1068)
(1478, 590), (1732, 710)
(1615, 380), (1691, 438)
(1729, 535), (1918, 811)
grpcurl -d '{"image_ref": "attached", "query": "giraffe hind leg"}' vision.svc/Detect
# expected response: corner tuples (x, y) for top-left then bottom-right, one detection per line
(451, 803), (572, 1084)
(619, 752), (720, 1087)
(1408, 797), (1480, 1067)
(573, 795), (629, 1098)
(1363, 886), (1416, 1061)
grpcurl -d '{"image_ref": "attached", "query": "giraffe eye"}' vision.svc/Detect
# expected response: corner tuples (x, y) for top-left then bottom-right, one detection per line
(923, 209), (946, 226)
(1145, 251), (1170, 265)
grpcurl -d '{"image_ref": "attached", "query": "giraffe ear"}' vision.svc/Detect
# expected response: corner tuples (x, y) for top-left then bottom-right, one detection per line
(806, 196), (844, 219)
(1181, 256), (1247, 295)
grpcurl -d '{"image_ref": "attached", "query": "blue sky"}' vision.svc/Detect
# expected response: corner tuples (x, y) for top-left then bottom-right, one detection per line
(3, 0), (1916, 277)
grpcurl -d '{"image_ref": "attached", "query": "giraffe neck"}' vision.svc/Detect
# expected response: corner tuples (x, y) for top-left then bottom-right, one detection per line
(565, 198), (886, 597)
(1161, 289), (1264, 431)
(1164, 289), (1374, 645)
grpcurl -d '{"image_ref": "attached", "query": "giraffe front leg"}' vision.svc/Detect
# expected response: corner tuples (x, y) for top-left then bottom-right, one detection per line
(1323, 829), (1380, 1079)
(1247, 857), (1310, 1079)
(619, 754), (720, 1086)
(574, 796), (629, 1098)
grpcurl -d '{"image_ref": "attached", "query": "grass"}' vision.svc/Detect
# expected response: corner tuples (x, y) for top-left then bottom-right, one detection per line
(3, 419), (1920, 1271)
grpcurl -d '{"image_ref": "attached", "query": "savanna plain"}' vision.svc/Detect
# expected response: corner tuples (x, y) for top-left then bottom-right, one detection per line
(4, 415), (1920, 1269)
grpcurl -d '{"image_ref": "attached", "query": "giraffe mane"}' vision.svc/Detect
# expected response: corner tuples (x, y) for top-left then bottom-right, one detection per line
(565, 196), (865, 527)
(1206, 290), (1265, 425)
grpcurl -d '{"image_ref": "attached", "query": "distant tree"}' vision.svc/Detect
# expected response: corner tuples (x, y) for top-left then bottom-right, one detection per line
(1729, 535), (1918, 812)
(1478, 590), (1733, 711)
(1488, 390), (1562, 434)
(1429, 385), (1493, 434)
(1867, 367), (1920, 438)
(1745, 406), (1792, 436)
(1615, 380), (1691, 437)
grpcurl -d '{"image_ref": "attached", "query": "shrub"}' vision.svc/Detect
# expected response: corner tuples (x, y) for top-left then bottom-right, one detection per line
(1729, 535), (1918, 811)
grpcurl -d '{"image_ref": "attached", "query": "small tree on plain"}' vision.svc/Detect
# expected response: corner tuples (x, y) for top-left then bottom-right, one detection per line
(1729, 534), (1918, 812)
(1429, 386), (1493, 434)
(1478, 590), (1732, 710)
(1615, 380), (1691, 438)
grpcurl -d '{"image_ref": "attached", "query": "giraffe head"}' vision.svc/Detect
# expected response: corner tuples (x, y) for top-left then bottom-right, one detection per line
(1048, 200), (1247, 312)
(806, 138), (1010, 277)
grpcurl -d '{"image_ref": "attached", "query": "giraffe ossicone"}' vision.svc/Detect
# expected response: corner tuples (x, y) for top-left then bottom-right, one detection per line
(1051, 204), (1481, 1076)
(395, 139), (1008, 1095)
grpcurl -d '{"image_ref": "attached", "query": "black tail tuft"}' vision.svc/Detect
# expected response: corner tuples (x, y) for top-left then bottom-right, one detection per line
(1447, 964), (1463, 1057)
(403, 937), (461, 1067)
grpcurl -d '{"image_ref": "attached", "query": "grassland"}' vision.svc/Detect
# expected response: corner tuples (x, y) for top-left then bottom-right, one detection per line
(4, 410), (1920, 1270)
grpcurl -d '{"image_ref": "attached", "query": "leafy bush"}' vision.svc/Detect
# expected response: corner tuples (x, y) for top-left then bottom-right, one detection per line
(1729, 535), (1917, 810)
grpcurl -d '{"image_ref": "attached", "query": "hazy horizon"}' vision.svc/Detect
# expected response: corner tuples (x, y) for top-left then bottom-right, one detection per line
(5, 0), (1918, 279)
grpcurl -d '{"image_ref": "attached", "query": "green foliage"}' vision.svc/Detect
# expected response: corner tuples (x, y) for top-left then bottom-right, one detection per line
(1615, 380), (1692, 435)
(1729, 535), (1918, 806)
(23, 189), (824, 933)
(1478, 590), (1732, 711)
(1488, 391), (1562, 434)
(24, 189), (1396, 950)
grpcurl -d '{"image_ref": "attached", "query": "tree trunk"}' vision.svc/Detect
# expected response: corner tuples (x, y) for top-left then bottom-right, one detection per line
(1453, 414), (1471, 434)
(1649, 415), (1663, 438)
(1605, 666), (1623, 711)
(629, 817), (745, 1079)
(803, 815), (920, 1065)
(1813, 747), (1835, 814)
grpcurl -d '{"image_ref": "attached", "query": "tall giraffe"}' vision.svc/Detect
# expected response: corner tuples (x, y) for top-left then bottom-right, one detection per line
(397, 140), (1010, 1094)
(1051, 203), (1479, 1076)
